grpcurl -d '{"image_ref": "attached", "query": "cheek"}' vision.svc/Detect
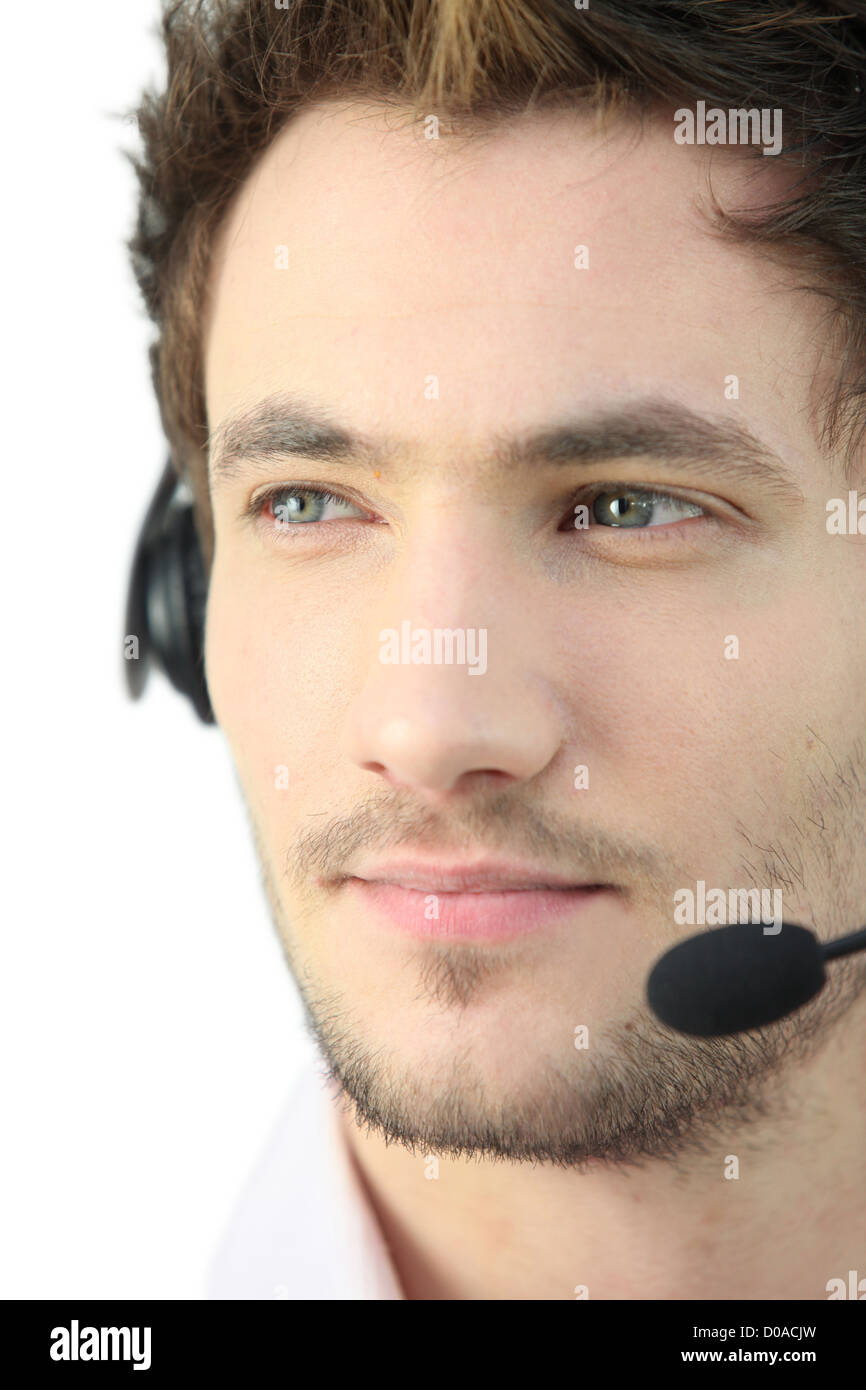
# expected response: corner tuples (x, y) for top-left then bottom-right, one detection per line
(204, 561), (360, 798)
(204, 569), (265, 747)
(555, 594), (792, 831)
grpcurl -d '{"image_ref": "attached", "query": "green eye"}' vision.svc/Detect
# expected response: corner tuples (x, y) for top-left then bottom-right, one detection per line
(587, 488), (705, 528)
(251, 487), (367, 526)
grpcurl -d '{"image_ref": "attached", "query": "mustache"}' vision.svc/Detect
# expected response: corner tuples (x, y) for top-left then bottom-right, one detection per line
(285, 785), (667, 890)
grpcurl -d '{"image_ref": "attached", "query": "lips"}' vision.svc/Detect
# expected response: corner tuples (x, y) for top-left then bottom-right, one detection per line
(340, 858), (612, 940)
(344, 857), (606, 894)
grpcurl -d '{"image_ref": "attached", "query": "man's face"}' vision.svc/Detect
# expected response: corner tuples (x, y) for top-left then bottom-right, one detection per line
(203, 100), (866, 1163)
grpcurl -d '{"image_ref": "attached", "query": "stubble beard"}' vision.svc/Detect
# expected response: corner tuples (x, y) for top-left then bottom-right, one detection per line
(245, 735), (866, 1170)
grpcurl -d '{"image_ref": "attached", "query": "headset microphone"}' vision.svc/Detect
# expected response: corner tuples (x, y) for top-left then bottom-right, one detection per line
(124, 458), (214, 724)
(647, 921), (866, 1036)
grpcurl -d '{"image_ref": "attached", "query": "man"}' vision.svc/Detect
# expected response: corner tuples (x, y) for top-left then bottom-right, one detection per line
(129, 0), (866, 1299)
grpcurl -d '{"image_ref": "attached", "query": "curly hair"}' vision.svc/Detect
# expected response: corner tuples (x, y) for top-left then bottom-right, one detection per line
(126, 0), (866, 571)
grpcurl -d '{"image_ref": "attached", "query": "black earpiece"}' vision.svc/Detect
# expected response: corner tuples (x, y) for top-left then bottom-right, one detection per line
(124, 458), (214, 724)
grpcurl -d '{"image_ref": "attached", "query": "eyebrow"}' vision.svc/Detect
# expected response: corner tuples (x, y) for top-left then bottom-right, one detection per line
(207, 391), (806, 504)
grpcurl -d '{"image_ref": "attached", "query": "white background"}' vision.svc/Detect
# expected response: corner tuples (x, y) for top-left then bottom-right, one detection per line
(0, 1), (312, 1298)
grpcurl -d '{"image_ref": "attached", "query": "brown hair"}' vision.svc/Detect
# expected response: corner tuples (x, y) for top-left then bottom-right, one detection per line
(127, 0), (866, 571)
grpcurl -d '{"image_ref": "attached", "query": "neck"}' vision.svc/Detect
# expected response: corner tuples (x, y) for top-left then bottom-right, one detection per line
(337, 1005), (866, 1300)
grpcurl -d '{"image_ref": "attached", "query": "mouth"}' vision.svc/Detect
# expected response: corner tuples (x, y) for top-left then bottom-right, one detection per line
(337, 858), (614, 940)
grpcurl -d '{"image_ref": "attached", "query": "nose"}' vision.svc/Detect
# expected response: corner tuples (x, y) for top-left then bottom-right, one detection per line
(344, 535), (561, 798)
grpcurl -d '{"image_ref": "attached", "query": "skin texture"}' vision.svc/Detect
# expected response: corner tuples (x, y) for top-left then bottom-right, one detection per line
(202, 99), (866, 1299)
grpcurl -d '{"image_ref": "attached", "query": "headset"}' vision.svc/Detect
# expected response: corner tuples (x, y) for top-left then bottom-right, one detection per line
(124, 459), (214, 724)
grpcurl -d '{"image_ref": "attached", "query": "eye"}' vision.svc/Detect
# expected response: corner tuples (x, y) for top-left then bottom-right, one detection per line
(246, 485), (371, 529)
(571, 486), (707, 531)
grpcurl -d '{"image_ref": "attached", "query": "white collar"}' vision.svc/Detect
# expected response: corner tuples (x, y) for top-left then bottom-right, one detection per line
(206, 1055), (405, 1300)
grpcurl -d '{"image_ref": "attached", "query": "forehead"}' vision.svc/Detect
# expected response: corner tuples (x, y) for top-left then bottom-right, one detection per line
(203, 99), (824, 475)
